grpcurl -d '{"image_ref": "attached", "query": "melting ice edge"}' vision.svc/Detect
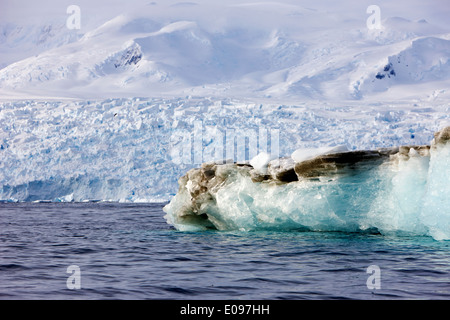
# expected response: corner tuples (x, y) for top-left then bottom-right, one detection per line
(164, 127), (450, 240)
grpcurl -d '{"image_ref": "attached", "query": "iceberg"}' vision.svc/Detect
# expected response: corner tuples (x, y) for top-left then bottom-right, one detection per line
(163, 126), (450, 240)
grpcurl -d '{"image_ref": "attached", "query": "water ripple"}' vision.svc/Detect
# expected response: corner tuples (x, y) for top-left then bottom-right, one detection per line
(0, 203), (449, 299)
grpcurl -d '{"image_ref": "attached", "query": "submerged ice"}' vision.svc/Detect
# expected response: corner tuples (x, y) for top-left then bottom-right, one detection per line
(163, 126), (450, 240)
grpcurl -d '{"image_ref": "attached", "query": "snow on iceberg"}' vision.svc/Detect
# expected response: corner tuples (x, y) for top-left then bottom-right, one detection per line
(249, 152), (278, 175)
(163, 126), (450, 240)
(291, 145), (348, 163)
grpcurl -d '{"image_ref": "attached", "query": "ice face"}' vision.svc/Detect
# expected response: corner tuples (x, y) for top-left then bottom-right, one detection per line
(163, 128), (450, 240)
(420, 128), (450, 240)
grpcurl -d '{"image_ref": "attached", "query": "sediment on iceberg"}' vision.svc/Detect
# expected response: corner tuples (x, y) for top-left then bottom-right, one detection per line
(163, 126), (450, 240)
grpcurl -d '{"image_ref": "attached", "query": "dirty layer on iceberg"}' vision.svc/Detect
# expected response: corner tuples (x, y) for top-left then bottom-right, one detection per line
(163, 127), (450, 240)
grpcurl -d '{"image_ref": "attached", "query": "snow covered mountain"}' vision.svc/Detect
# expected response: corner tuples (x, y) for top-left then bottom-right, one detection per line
(1, 1), (449, 101)
(0, 22), (81, 70)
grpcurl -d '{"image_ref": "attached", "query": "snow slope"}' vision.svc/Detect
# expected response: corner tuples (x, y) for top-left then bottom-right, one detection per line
(0, 22), (81, 70)
(1, 1), (450, 101)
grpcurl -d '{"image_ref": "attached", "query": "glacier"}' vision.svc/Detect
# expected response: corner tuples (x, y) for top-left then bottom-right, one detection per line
(163, 126), (450, 240)
(1, 98), (449, 204)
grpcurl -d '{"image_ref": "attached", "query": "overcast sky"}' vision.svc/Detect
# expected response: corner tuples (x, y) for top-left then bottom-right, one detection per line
(1, 0), (450, 30)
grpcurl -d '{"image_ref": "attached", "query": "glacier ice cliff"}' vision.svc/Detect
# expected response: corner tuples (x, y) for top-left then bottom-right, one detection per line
(1, 98), (449, 204)
(163, 126), (450, 240)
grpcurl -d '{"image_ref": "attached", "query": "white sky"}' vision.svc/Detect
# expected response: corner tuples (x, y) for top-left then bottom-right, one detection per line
(1, 0), (450, 30)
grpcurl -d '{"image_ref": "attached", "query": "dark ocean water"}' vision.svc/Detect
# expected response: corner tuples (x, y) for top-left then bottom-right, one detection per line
(0, 202), (449, 300)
